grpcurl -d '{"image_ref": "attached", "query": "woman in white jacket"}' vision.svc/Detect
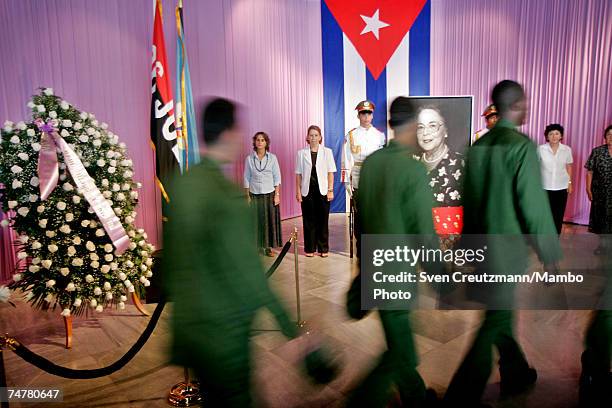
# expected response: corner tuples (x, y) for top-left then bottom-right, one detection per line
(295, 125), (337, 257)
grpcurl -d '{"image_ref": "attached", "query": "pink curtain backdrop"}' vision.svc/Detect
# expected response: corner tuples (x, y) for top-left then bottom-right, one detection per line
(1, 0), (610, 280)
(430, 0), (612, 225)
(0, 0), (323, 281)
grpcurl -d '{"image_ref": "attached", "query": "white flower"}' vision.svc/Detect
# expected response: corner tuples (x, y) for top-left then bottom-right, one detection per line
(103, 244), (113, 253)
(110, 262), (118, 270)
(18, 152), (29, 161)
(8, 201), (17, 209)
(0, 219), (9, 228)
(30, 176), (39, 186)
(100, 265), (111, 273)
(65, 213), (74, 222)
(31, 241), (42, 249)
(73, 195), (82, 204)
(86, 241), (95, 251)
(117, 273), (127, 282)
(97, 159), (106, 167)
(47, 244), (58, 253)
(89, 221), (97, 228)
(144, 279), (151, 287)
(9, 135), (19, 144)
(114, 208), (122, 216)
(128, 285), (135, 293)
(12, 273), (22, 282)
(61, 308), (71, 317)
(60, 129), (70, 137)
(11, 165), (23, 174)
(104, 254), (113, 262)
(118, 301), (126, 310)
(41, 260), (52, 269)
(81, 220), (90, 228)
(108, 167), (116, 174)
(130, 191), (138, 200)
(103, 282), (111, 291)
(18, 235), (28, 244)
(95, 229), (105, 237)
(125, 216), (134, 224)
(79, 134), (89, 143)
(32, 257), (40, 264)
(36, 105), (46, 113)
(29, 194), (38, 202)
(123, 170), (132, 178)
(128, 242), (137, 250)
(56, 201), (66, 210)
(72, 236), (82, 245)
(145, 258), (153, 266)
(86, 127), (96, 135)
(31, 142), (41, 152)
(102, 190), (112, 199)
(37, 205), (45, 213)
(145, 271), (153, 278)
(17, 251), (28, 260)
(73, 298), (82, 307)
(59, 225), (71, 234)
(27, 101), (35, 109)
(84, 274), (94, 283)
(123, 280), (132, 288)
(62, 182), (73, 192)
(140, 264), (148, 272)
(111, 183), (120, 192)
(110, 159), (117, 167)
(60, 267), (70, 276)
(116, 192), (126, 201)
(67, 246), (77, 256)
(96, 305), (104, 313)
(122, 183), (131, 190)
(39, 219), (48, 228)
(73, 122), (82, 130)
(66, 283), (75, 291)
(12, 179), (22, 189)
(44, 294), (54, 303)
(90, 253), (99, 261)
(436, 193), (445, 202)
(0, 286), (10, 303)
(90, 261), (100, 268)
(15, 122), (26, 131)
(43, 87), (54, 96)
(49, 111), (57, 119)
(93, 287), (102, 296)
(105, 292), (113, 300)
(28, 265), (40, 273)
(72, 258), (83, 266)
(139, 276), (147, 284)
(46, 280), (56, 288)
(138, 240), (145, 247)
(93, 139), (102, 147)
(27, 128), (35, 136)
(17, 207), (29, 217)
(80, 112), (88, 120)
(90, 299), (97, 307)
(60, 101), (70, 110)
(127, 230), (135, 238)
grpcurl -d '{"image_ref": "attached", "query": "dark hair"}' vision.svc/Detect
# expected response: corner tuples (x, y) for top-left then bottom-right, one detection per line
(604, 125), (612, 139)
(306, 125), (323, 144)
(389, 97), (417, 129)
(202, 98), (236, 145)
(544, 123), (564, 141)
(417, 105), (446, 126)
(491, 80), (525, 115)
(252, 131), (270, 151)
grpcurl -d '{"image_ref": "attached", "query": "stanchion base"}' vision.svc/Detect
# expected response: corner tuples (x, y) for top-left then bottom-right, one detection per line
(167, 381), (203, 407)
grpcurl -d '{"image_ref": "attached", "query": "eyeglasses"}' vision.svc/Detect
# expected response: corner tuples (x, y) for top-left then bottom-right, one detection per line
(417, 122), (443, 134)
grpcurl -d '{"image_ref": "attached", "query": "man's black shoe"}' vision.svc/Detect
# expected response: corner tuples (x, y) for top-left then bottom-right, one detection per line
(499, 367), (537, 396)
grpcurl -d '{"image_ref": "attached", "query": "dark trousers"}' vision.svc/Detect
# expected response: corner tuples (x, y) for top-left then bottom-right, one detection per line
(352, 190), (362, 259)
(347, 311), (426, 407)
(546, 189), (568, 234)
(444, 310), (531, 405)
(301, 191), (330, 253)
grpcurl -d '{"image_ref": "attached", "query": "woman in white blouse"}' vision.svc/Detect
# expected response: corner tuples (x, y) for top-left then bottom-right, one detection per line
(295, 125), (337, 257)
(244, 132), (282, 256)
(537, 123), (573, 234)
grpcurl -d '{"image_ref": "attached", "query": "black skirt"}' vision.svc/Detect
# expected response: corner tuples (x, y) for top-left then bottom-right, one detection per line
(250, 192), (283, 248)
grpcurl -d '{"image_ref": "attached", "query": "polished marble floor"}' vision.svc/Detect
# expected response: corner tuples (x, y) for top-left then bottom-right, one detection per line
(0, 215), (601, 407)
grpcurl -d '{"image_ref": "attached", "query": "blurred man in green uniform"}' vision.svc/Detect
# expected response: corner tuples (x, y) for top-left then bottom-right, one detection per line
(346, 96), (438, 407)
(443, 80), (562, 406)
(163, 99), (300, 407)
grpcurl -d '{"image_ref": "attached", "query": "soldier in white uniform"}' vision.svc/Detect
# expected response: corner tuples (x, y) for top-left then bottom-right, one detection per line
(472, 104), (499, 144)
(342, 100), (386, 258)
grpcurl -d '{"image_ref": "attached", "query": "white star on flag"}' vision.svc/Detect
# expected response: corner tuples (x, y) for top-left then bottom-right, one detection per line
(360, 9), (390, 40)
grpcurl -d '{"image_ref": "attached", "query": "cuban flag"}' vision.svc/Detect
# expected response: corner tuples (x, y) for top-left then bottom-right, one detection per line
(322, 0), (431, 212)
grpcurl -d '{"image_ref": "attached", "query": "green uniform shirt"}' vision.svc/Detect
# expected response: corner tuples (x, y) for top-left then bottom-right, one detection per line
(163, 156), (297, 367)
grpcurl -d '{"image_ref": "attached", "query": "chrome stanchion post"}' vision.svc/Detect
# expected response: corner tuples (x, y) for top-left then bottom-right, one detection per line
(291, 227), (305, 328)
(167, 367), (203, 407)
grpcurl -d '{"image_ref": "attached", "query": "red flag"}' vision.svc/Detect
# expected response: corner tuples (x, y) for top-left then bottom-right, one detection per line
(151, 0), (179, 202)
